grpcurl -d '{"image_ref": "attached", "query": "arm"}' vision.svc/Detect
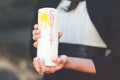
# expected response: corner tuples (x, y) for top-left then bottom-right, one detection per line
(32, 0), (120, 78)
(64, 57), (96, 74)
(61, 0), (120, 77)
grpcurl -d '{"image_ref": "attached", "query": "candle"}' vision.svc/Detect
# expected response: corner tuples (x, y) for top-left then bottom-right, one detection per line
(37, 8), (58, 66)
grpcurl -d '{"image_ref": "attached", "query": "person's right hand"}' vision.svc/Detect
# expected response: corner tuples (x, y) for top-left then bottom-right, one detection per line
(32, 24), (63, 48)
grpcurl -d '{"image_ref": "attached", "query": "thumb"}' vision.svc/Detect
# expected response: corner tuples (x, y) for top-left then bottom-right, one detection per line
(59, 55), (68, 64)
(58, 32), (63, 39)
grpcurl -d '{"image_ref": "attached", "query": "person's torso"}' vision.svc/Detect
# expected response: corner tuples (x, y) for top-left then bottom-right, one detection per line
(57, 0), (107, 48)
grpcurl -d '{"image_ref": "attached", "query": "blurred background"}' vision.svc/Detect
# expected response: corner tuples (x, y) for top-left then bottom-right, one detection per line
(0, 0), (42, 80)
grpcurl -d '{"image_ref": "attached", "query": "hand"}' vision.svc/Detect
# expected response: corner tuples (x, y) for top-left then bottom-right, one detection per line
(32, 24), (63, 48)
(33, 55), (68, 74)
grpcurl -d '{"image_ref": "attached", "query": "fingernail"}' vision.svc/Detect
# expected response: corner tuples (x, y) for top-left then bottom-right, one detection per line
(34, 58), (37, 61)
(33, 58), (35, 61)
(36, 57), (40, 61)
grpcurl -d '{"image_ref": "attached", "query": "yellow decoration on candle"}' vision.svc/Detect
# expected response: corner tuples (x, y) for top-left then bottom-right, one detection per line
(38, 9), (50, 29)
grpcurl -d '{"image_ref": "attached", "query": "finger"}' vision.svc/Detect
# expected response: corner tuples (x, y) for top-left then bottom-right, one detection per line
(52, 58), (61, 63)
(32, 30), (40, 36)
(32, 35), (40, 41)
(33, 57), (37, 64)
(33, 57), (41, 72)
(34, 57), (40, 66)
(33, 42), (38, 48)
(58, 32), (63, 39)
(33, 58), (36, 65)
(33, 57), (39, 63)
(39, 59), (46, 72)
(53, 55), (67, 65)
(36, 66), (41, 72)
(59, 55), (68, 63)
(34, 24), (39, 30)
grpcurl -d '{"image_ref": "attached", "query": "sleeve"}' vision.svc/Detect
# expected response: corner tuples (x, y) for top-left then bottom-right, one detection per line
(92, 0), (120, 79)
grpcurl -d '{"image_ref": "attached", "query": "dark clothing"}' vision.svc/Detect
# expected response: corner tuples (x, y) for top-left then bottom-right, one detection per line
(44, 43), (106, 80)
(29, 0), (120, 80)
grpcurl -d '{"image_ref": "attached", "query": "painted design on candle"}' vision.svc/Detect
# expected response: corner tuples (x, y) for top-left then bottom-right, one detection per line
(38, 9), (55, 46)
(38, 9), (50, 29)
(49, 10), (54, 46)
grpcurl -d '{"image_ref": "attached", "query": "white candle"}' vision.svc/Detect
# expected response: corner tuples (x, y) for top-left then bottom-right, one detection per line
(37, 8), (58, 66)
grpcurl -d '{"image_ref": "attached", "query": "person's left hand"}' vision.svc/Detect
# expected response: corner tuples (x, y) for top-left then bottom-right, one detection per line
(33, 55), (67, 74)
